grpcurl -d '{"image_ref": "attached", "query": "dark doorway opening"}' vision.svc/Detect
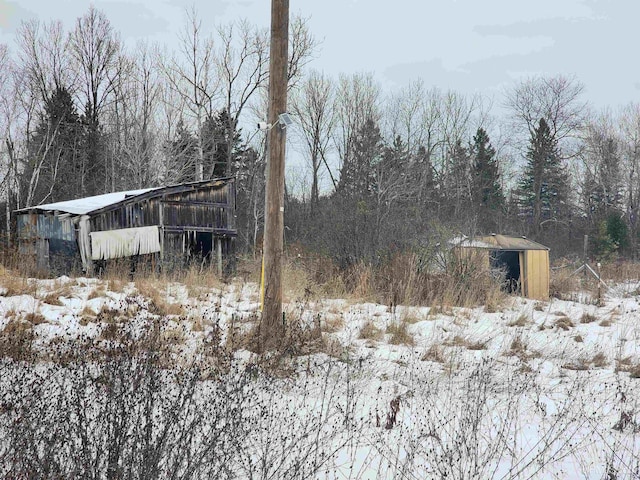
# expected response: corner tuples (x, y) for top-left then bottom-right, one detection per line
(185, 231), (213, 263)
(490, 250), (521, 294)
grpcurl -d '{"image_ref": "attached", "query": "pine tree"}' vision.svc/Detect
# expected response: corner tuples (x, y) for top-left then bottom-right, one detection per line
(445, 140), (472, 220)
(471, 127), (504, 231)
(202, 109), (243, 179)
(517, 118), (569, 234)
(337, 117), (382, 198)
(25, 87), (83, 205)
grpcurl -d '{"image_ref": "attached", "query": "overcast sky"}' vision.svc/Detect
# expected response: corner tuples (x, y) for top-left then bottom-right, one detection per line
(0, 0), (637, 109)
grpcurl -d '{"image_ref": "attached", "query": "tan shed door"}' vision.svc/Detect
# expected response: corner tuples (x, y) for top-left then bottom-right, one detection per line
(519, 251), (526, 296)
(524, 250), (550, 299)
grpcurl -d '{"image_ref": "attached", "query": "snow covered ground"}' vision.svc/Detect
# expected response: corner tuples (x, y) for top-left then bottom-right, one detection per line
(2, 273), (640, 478)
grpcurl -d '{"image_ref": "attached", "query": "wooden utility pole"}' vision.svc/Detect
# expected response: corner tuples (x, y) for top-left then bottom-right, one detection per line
(261, 0), (289, 350)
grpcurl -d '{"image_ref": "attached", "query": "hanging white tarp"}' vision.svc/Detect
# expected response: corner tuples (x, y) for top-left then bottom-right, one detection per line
(90, 226), (161, 260)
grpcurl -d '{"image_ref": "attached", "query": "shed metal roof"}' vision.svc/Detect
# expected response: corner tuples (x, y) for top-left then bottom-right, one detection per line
(15, 188), (160, 216)
(14, 178), (235, 217)
(455, 234), (549, 251)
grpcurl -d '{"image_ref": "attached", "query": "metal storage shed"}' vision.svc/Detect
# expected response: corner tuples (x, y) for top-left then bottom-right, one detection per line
(454, 234), (550, 300)
(15, 178), (236, 275)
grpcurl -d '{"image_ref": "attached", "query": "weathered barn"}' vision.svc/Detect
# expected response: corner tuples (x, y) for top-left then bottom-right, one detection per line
(454, 234), (550, 300)
(16, 178), (236, 275)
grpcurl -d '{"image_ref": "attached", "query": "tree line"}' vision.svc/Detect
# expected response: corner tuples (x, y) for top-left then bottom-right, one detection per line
(0, 6), (638, 264)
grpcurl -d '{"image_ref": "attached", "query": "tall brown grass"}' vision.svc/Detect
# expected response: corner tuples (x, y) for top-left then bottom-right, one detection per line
(284, 250), (506, 309)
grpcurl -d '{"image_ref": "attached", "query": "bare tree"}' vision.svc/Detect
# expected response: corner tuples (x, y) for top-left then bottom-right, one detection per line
(104, 43), (162, 190)
(16, 19), (75, 103)
(70, 6), (120, 125)
(619, 103), (640, 256)
(334, 72), (381, 178)
(286, 16), (316, 88)
(290, 70), (336, 208)
(69, 5), (121, 196)
(0, 45), (19, 239)
(161, 7), (218, 182)
(504, 74), (586, 150)
(214, 20), (268, 177)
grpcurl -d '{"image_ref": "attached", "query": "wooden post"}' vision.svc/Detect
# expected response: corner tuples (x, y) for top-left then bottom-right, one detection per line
(261, 0), (289, 350)
(217, 237), (223, 277)
(159, 199), (165, 266)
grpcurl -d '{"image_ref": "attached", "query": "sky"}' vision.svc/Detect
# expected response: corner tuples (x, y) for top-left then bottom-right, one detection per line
(0, 0), (638, 110)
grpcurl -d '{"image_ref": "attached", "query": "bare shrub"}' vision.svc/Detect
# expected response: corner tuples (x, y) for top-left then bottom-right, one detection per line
(0, 325), (252, 479)
(550, 266), (581, 299)
(375, 359), (589, 479)
(0, 319), (35, 360)
(600, 261), (640, 283)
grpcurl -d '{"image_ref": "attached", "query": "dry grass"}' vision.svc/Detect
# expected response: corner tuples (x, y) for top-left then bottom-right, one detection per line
(160, 324), (187, 346)
(444, 335), (469, 348)
(466, 341), (487, 351)
(190, 316), (205, 332)
(554, 316), (575, 331)
(580, 312), (598, 324)
(277, 249), (506, 310)
(601, 261), (640, 283)
(179, 265), (224, 299)
(599, 318), (613, 327)
(96, 305), (124, 324)
(0, 318), (34, 360)
(386, 322), (415, 346)
(422, 344), (445, 363)
(321, 313), (345, 333)
(0, 269), (38, 297)
(87, 286), (107, 300)
(39, 292), (65, 306)
(399, 308), (424, 325)
(550, 267), (581, 299)
(508, 313), (530, 327)
(563, 352), (609, 371)
(359, 321), (383, 341)
(24, 312), (47, 325)
(135, 279), (185, 317)
(592, 352), (608, 368)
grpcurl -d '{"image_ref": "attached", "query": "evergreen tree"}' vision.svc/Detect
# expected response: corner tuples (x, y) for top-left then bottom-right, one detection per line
(445, 140), (472, 221)
(78, 100), (107, 196)
(517, 118), (569, 235)
(413, 145), (438, 213)
(25, 86), (83, 205)
(337, 117), (382, 198)
(471, 127), (504, 231)
(165, 120), (198, 184)
(202, 109), (242, 179)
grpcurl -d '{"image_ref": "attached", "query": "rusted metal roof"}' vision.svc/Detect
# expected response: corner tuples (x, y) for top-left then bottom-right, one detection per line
(455, 234), (549, 251)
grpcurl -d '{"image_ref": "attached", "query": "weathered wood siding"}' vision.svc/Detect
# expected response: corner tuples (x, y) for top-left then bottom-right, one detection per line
(89, 181), (236, 234)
